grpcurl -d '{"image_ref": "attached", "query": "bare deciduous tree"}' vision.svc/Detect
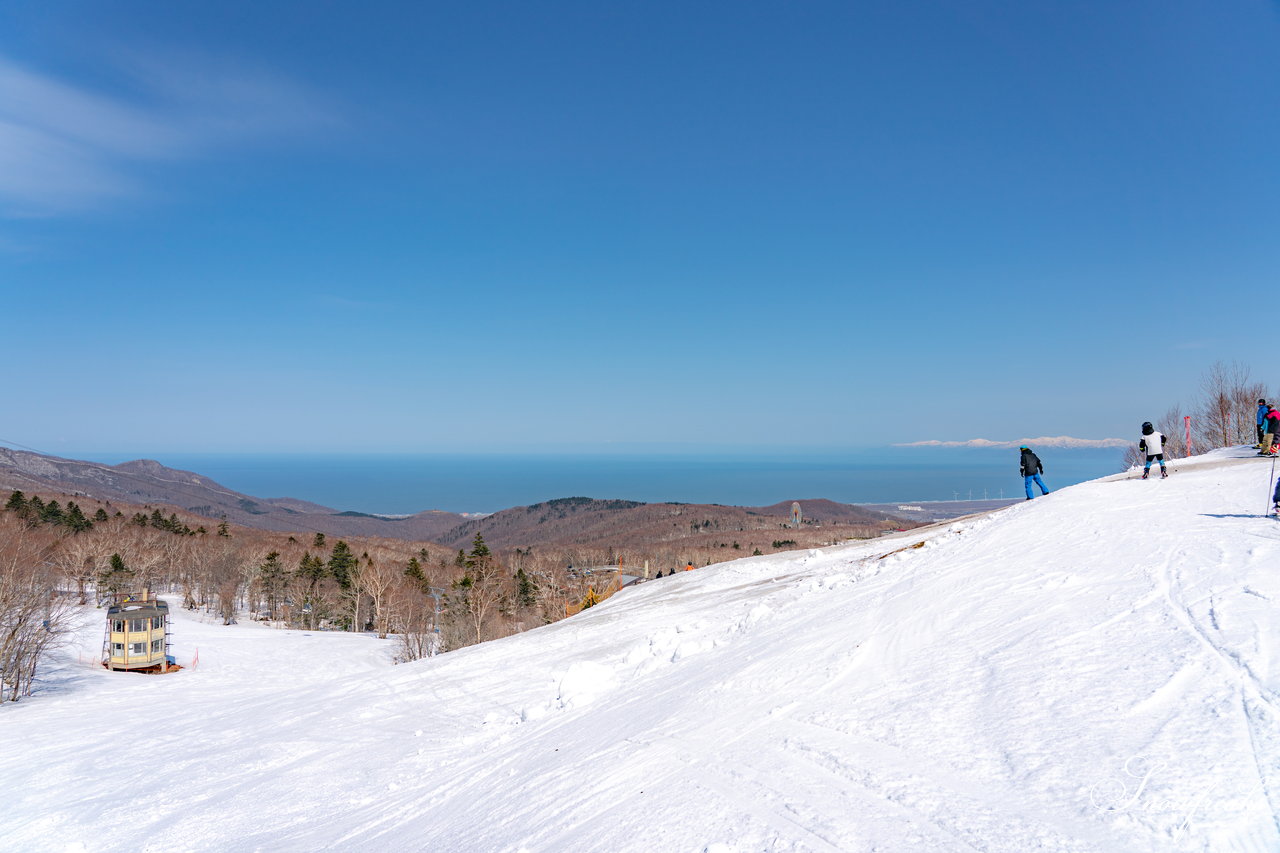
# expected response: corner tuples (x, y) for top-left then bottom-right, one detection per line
(0, 518), (77, 703)
(205, 540), (250, 625)
(1195, 361), (1264, 449)
(1155, 404), (1191, 460)
(352, 553), (401, 639)
(51, 534), (99, 606)
(390, 580), (438, 662)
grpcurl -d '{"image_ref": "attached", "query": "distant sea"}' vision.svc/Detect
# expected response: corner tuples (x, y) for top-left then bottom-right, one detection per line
(74, 447), (1127, 516)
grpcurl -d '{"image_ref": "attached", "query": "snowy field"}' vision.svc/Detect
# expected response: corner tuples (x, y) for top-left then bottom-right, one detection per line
(2, 447), (1279, 852)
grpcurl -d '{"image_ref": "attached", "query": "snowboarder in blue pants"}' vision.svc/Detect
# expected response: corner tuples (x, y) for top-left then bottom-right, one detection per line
(1020, 446), (1049, 499)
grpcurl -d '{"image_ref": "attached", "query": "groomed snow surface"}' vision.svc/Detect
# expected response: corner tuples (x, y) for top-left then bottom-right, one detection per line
(3, 448), (1279, 852)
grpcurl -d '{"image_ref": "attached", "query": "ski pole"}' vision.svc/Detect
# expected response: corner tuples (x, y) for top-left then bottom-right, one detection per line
(1268, 455), (1278, 517)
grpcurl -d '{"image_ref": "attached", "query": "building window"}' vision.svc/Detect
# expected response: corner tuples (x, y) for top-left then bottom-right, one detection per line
(111, 643), (124, 657)
(130, 642), (146, 656)
(151, 639), (163, 654)
(152, 616), (164, 630)
(129, 618), (147, 633)
(112, 620), (125, 633)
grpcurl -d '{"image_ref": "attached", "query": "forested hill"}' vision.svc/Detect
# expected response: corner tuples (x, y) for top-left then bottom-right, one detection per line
(0, 448), (912, 553)
(0, 448), (466, 542)
(437, 495), (910, 552)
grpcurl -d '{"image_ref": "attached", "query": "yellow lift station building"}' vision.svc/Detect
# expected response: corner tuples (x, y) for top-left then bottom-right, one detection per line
(104, 591), (173, 673)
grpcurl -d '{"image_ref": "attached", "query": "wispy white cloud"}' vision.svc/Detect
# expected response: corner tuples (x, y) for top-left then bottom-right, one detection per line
(110, 47), (339, 145)
(895, 436), (1130, 449)
(0, 118), (138, 216)
(0, 51), (338, 217)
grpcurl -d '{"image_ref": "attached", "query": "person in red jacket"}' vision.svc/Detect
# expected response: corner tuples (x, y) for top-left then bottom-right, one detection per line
(1261, 406), (1280, 457)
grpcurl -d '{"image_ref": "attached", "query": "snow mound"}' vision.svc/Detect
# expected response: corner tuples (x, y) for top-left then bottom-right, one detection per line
(3, 447), (1279, 852)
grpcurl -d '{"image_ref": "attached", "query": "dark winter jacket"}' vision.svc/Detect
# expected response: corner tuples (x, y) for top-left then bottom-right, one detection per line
(1019, 448), (1042, 476)
(1265, 409), (1280, 435)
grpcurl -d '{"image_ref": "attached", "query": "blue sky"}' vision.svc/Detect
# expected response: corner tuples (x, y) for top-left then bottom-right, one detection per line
(2, 1), (1277, 455)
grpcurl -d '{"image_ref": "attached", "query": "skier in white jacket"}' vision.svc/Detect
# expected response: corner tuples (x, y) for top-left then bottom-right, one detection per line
(1139, 421), (1168, 479)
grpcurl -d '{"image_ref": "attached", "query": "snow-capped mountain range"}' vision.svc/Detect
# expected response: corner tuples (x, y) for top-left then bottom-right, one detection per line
(896, 435), (1131, 449)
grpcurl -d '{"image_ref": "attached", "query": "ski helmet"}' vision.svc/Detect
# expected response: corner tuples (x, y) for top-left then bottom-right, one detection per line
(1142, 421), (1153, 435)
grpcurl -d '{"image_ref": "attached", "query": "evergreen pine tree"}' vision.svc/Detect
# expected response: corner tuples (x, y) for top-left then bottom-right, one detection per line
(93, 507), (109, 523)
(4, 490), (27, 516)
(327, 541), (357, 589)
(313, 532), (326, 549)
(297, 552), (325, 582)
(404, 557), (428, 591)
(40, 499), (64, 525)
(465, 534), (492, 574)
(259, 551), (286, 617)
(64, 502), (93, 533)
(99, 553), (134, 598)
(515, 568), (537, 608)
(5, 491), (37, 527)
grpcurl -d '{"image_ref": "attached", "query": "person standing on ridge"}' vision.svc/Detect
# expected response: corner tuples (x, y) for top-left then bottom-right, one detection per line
(1261, 405), (1280, 457)
(1019, 446), (1049, 499)
(1139, 422), (1169, 479)
(1258, 399), (1270, 448)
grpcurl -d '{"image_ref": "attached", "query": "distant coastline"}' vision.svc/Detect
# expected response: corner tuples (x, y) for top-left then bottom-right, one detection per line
(70, 448), (1125, 516)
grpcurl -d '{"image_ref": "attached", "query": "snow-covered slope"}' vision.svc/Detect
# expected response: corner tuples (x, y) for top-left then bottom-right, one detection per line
(3, 448), (1279, 852)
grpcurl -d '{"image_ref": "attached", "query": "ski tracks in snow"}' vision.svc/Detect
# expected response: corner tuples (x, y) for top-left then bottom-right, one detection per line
(1157, 531), (1280, 846)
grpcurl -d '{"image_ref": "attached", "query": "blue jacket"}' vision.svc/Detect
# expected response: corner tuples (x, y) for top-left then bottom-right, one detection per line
(1261, 404), (1270, 427)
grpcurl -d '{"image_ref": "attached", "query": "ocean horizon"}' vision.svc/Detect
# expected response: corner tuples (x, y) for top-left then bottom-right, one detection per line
(72, 447), (1128, 516)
